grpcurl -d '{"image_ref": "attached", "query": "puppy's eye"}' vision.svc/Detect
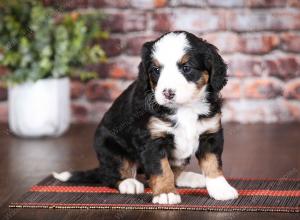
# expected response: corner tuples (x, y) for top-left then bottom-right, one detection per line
(182, 65), (192, 74)
(151, 67), (160, 76)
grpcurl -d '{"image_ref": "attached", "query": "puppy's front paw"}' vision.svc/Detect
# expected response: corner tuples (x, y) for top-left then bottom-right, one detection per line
(206, 176), (238, 200)
(152, 193), (181, 204)
(118, 178), (144, 194)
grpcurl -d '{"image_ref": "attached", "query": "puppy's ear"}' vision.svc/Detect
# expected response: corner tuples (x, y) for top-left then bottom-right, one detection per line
(206, 44), (228, 92)
(137, 41), (154, 89)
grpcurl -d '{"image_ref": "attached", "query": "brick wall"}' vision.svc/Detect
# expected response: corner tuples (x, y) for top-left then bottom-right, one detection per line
(1, 0), (300, 123)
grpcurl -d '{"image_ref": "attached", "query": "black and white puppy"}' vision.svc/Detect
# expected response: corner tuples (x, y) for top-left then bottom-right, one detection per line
(53, 31), (238, 204)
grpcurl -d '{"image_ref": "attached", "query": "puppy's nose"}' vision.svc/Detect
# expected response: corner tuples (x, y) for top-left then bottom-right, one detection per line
(162, 89), (175, 100)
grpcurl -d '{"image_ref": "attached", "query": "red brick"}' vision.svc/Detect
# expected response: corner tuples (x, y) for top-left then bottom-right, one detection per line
(288, 0), (300, 7)
(130, 0), (167, 8)
(154, 0), (168, 7)
(153, 12), (172, 32)
(97, 37), (123, 57)
(0, 82), (7, 101)
(244, 78), (283, 99)
(284, 100), (300, 120)
(175, 10), (226, 32)
(91, 0), (168, 8)
(71, 101), (113, 123)
(110, 57), (140, 79)
(281, 33), (300, 53)
(126, 34), (160, 55)
(85, 79), (132, 101)
(226, 55), (263, 77)
(221, 78), (242, 99)
(89, 0), (130, 8)
(284, 79), (300, 100)
(203, 33), (279, 54)
(71, 80), (85, 99)
(208, 0), (245, 7)
(222, 99), (294, 123)
(154, 10), (226, 32)
(246, 0), (287, 7)
(88, 57), (140, 80)
(43, 0), (88, 10)
(89, 101), (112, 122)
(239, 33), (279, 54)
(86, 80), (112, 101)
(264, 55), (300, 79)
(203, 32), (240, 53)
(169, 0), (206, 7)
(228, 10), (300, 32)
(71, 102), (89, 123)
(0, 103), (8, 123)
(103, 12), (147, 32)
(0, 66), (8, 77)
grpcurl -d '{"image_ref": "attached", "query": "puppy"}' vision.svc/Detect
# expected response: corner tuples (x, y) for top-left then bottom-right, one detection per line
(53, 31), (238, 204)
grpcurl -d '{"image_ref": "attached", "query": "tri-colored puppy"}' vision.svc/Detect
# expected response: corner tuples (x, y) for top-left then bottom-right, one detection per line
(53, 31), (238, 204)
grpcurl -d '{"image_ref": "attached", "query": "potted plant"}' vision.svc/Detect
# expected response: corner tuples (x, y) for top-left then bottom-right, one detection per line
(0, 0), (107, 137)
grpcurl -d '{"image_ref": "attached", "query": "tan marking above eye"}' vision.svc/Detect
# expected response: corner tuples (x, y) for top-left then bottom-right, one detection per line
(153, 59), (161, 67)
(179, 54), (190, 65)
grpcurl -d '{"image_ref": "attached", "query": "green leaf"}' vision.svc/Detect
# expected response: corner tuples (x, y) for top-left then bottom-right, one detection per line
(0, 0), (108, 84)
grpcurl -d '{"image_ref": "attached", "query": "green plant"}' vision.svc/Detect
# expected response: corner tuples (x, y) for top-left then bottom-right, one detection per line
(0, 0), (108, 84)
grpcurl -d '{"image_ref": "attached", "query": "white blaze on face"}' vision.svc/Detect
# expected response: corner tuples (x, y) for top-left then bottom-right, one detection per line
(152, 33), (197, 106)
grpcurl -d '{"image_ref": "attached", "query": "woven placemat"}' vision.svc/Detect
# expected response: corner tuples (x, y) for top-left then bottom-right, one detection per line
(9, 176), (300, 212)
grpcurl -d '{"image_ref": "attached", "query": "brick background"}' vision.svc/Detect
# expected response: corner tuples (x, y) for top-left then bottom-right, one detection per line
(1, 0), (300, 123)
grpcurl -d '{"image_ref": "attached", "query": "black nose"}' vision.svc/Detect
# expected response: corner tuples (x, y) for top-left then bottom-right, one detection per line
(162, 89), (175, 100)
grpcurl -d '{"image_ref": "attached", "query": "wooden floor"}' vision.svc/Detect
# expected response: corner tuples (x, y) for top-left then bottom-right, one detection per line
(0, 123), (299, 220)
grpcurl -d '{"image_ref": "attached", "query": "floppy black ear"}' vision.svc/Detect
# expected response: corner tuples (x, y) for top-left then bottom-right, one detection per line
(137, 41), (154, 90)
(206, 44), (228, 92)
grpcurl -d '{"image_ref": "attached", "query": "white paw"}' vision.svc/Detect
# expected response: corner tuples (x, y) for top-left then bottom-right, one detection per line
(152, 193), (181, 204)
(176, 171), (206, 188)
(52, 171), (72, 182)
(118, 178), (144, 194)
(206, 176), (238, 200)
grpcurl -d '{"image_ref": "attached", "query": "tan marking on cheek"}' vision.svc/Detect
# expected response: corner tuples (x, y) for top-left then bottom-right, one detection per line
(149, 158), (176, 195)
(199, 153), (223, 178)
(179, 54), (190, 65)
(153, 59), (161, 67)
(119, 159), (136, 179)
(196, 71), (209, 89)
(148, 75), (155, 90)
(148, 116), (173, 138)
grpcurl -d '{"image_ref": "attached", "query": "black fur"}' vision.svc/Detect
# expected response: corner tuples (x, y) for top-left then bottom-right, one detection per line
(65, 31), (227, 188)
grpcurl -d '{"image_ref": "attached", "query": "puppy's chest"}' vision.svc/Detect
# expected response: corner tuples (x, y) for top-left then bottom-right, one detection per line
(148, 106), (221, 161)
(170, 108), (204, 159)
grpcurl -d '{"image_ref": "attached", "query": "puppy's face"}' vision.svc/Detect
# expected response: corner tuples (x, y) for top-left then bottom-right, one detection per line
(141, 32), (227, 108)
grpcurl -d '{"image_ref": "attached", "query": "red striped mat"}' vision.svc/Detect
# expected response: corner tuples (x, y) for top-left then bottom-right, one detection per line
(9, 176), (300, 212)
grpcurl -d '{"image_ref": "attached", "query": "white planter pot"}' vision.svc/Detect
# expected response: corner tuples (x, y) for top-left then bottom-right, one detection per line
(8, 77), (70, 137)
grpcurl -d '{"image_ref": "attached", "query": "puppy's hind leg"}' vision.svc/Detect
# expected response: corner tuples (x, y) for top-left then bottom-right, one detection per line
(117, 158), (144, 194)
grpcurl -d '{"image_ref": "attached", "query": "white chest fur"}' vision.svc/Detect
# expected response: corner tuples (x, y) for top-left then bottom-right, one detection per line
(147, 102), (221, 161)
(170, 104), (220, 160)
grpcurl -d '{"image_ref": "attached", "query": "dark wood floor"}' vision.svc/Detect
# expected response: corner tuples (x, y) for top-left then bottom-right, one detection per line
(0, 123), (299, 220)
